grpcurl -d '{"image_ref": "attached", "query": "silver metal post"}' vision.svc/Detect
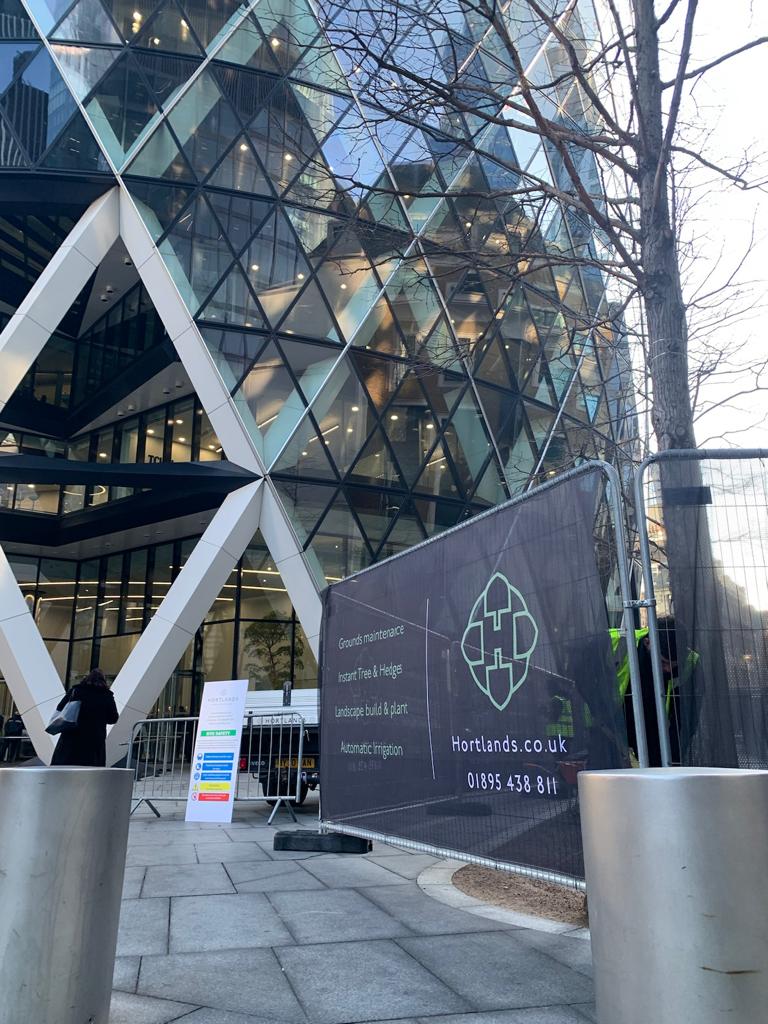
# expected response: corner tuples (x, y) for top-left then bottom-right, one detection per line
(634, 457), (673, 766)
(603, 462), (649, 767)
(0, 767), (133, 1024)
(580, 767), (768, 1023)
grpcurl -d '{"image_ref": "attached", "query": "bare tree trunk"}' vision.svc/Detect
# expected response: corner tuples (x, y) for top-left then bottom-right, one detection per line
(634, 0), (697, 451)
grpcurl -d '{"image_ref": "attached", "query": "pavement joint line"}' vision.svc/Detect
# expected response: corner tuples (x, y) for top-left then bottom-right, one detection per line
(417, 862), (591, 940)
(269, 943), (312, 1023)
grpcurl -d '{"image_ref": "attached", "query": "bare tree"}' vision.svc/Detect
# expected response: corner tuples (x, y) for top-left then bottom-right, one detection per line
(300, 0), (767, 452)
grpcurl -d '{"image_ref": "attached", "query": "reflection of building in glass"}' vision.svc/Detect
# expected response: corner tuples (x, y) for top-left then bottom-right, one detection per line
(0, 0), (638, 724)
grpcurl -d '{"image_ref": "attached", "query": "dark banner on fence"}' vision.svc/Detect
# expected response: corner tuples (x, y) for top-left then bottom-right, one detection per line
(319, 467), (630, 881)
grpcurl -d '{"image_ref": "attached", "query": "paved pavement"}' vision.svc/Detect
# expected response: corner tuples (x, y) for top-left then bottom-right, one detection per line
(111, 797), (595, 1024)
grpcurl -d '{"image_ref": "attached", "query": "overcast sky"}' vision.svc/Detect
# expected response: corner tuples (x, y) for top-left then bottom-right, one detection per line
(674, 0), (768, 448)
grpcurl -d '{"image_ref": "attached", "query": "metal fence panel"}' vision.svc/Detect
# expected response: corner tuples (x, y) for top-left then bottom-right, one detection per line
(635, 449), (768, 768)
(128, 712), (305, 821)
(319, 461), (643, 886)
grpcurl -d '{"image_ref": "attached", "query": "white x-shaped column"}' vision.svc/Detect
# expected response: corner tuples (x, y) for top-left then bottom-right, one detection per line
(0, 186), (323, 763)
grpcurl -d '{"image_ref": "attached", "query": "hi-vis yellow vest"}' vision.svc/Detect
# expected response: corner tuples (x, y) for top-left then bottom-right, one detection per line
(610, 627), (700, 714)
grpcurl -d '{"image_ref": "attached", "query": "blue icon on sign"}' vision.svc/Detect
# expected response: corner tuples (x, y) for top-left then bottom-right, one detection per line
(194, 772), (200, 780)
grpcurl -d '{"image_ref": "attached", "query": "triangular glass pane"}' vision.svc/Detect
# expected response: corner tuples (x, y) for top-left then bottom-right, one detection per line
(442, 387), (494, 495)
(411, 436), (463, 498)
(253, 0), (319, 72)
(231, 339), (306, 456)
(207, 191), (271, 258)
(123, 119), (194, 181)
(271, 479), (337, 545)
(502, 412), (538, 496)
(0, 109), (26, 165)
(158, 192), (235, 313)
(277, 336), (339, 407)
(199, 326), (269, 394)
(305, 356), (376, 476)
(470, 453), (508, 506)
(0, 43), (38, 96)
(214, 11), (278, 72)
(414, 496), (466, 538)
(349, 350), (407, 414)
(272, 413), (339, 481)
(1, 46), (75, 161)
(525, 401), (555, 451)
(419, 315), (465, 375)
(50, 43), (119, 100)
(321, 110), (388, 199)
(473, 334), (513, 389)
(85, 52), (160, 163)
(283, 156), (348, 214)
(344, 489), (407, 554)
(51, 0), (120, 42)
(133, 0), (203, 55)
(386, 259), (442, 358)
(40, 108), (110, 172)
(247, 84), (317, 192)
(240, 209), (311, 327)
(124, 180), (194, 240)
(207, 134), (271, 194)
(309, 493), (371, 581)
(23, 0), (73, 33)
(214, 63), (275, 125)
(278, 278), (340, 343)
(134, 51), (197, 108)
(291, 82), (349, 145)
(349, 291), (407, 357)
(167, 69), (240, 179)
(376, 500), (427, 558)
(0, 0), (37, 39)
(102, 0), (161, 42)
(347, 427), (404, 489)
(318, 238), (382, 342)
(179, 0), (247, 52)
(289, 32), (349, 93)
(196, 263), (265, 327)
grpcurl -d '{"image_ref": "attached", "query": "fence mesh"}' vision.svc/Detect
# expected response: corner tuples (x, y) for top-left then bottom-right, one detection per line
(639, 453), (768, 768)
(320, 464), (635, 884)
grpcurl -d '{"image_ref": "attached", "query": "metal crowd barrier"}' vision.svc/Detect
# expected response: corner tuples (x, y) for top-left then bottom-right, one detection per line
(0, 736), (35, 763)
(127, 711), (306, 823)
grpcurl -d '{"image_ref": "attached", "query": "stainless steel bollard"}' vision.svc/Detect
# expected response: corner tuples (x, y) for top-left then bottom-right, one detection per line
(580, 768), (768, 1024)
(0, 768), (133, 1024)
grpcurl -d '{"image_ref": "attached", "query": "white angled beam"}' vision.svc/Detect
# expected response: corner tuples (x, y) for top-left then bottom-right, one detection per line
(0, 188), (120, 412)
(0, 547), (63, 763)
(106, 480), (263, 763)
(259, 483), (324, 659)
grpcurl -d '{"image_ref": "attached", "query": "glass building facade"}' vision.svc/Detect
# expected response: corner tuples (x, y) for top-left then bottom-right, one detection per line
(0, 0), (636, 722)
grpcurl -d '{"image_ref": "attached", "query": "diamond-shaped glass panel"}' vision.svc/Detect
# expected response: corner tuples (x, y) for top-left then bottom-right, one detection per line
(347, 427), (404, 489)
(133, 0), (203, 55)
(85, 52), (159, 163)
(166, 68), (240, 179)
(125, 180), (194, 240)
(344, 486), (407, 552)
(214, 11), (278, 72)
(238, 208), (310, 327)
(271, 479), (337, 545)
(159, 192), (234, 313)
(41, 108), (111, 171)
(50, 0), (120, 42)
(180, 0), (247, 52)
(197, 263), (265, 327)
(122, 119), (194, 180)
(50, 43), (119, 100)
(309, 493), (371, 581)
(207, 134), (271, 194)
(278, 278), (339, 343)
(23, 0), (72, 33)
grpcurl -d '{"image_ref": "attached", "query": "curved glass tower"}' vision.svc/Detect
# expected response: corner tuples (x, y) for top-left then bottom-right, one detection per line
(0, 0), (635, 740)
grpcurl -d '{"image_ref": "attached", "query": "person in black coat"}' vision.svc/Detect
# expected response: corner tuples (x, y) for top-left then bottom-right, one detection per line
(51, 668), (119, 767)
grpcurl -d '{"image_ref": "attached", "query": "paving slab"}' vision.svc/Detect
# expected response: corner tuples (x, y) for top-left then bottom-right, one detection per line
(113, 956), (140, 993)
(364, 885), (510, 935)
(268, 888), (411, 944)
(275, 938), (470, 1023)
(397, 932), (594, 1011)
(117, 897), (170, 957)
(416, 1009), (595, 1024)
(226, 860), (326, 893)
(170, 893), (294, 953)
(300, 854), (412, 888)
(367, 854), (440, 879)
(127, 843), (199, 867)
(138, 948), (307, 1019)
(181, 1010), (304, 1024)
(512, 929), (593, 977)
(109, 991), (196, 1024)
(196, 842), (272, 864)
(142, 863), (235, 898)
(122, 865), (147, 899)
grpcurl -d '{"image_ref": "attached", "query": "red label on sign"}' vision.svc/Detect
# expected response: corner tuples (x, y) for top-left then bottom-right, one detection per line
(198, 793), (230, 802)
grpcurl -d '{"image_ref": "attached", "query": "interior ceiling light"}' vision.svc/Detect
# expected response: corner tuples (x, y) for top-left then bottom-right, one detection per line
(271, 37), (280, 46)
(240, 142), (248, 151)
(284, 153), (293, 161)
(175, 418), (183, 424)
(251, 263), (259, 271)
